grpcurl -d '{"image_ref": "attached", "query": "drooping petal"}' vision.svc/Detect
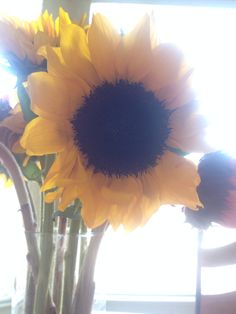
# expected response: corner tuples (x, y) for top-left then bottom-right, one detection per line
(157, 151), (202, 209)
(45, 187), (64, 203)
(81, 196), (109, 229)
(0, 110), (25, 133)
(140, 170), (160, 203)
(20, 117), (70, 155)
(58, 184), (80, 210)
(42, 146), (78, 190)
(168, 102), (212, 153)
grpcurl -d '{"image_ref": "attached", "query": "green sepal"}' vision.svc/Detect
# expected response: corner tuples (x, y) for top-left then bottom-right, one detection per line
(53, 200), (82, 220)
(17, 83), (37, 122)
(166, 145), (188, 156)
(22, 159), (42, 184)
(0, 162), (10, 179)
(15, 155), (42, 184)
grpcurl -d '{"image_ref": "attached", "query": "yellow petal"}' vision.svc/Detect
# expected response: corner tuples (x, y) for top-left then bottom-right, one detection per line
(157, 74), (194, 110)
(108, 204), (125, 229)
(20, 117), (69, 155)
(45, 187), (63, 203)
(46, 46), (69, 77)
(138, 198), (158, 227)
(58, 185), (80, 209)
(100, 176), (141, 206)
(60, 23), (100, 86)
(16, 28), (37, 63)
(46, 47), (91, 97)
(59, 7), (71, 26)
(34, 31), (56, 55)
(42, 147), (78, 190)
(88, 14), (120, 81)
(157, 151), (202, 209)
(122, 200), (144, 231)
(0, 20), (25, 59)
(81, 198), (108, 228)
(115, 15), (153, 81)
(143, 44), (185, 92)
(0, 111), (25, 133)
(140, 169), (160, 202)
(168, 102), (212, 153)
(28, 72), (84, 120)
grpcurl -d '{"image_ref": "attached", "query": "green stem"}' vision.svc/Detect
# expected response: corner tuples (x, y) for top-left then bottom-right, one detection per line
(71, 222), (109, 314)
(33, 202), (55, 314)
(0, 144), (40, 276)
(24, 271), (35, 314)
(78, 220), (88, 274)
(61, 218), (80, 314)
(53, 217), (67, 312)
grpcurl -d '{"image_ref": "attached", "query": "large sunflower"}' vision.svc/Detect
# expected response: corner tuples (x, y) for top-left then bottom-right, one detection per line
(21, 14), (210, 230)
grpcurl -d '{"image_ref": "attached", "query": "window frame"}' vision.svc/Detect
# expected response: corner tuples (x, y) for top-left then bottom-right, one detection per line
(92, 0), (236, 8)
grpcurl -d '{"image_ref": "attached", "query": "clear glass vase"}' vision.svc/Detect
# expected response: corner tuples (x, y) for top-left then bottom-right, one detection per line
(11, 224), (106, 314)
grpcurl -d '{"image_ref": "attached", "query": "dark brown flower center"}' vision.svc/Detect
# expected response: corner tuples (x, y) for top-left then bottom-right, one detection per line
(185, 151), (234, 229)
(71, 80), (171, 177)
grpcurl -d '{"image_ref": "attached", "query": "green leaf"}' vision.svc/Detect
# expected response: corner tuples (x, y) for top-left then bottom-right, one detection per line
(21, 159), (42, 183)
(17, 83), (37, 122)
(53, 201), (82, 220)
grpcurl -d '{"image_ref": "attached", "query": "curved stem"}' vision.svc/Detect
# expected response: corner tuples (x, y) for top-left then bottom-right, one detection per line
(53, 217), (67, 312)
(61, 218), (80, 314)
(0, 143), (31, 214)
(33, 202), (55, 314)
(71, 221), (109, 314)
(0, 144), (39, 274)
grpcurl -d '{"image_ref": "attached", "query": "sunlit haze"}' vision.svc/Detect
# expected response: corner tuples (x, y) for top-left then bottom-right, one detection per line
(91, 3), (236, 157)
(1, 1), (236, 304)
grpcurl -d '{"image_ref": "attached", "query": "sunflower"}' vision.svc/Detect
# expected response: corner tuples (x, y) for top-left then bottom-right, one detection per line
(0, 9), (71, 80)
(185, 152), (236, 229)
(21, 14), (210, 230)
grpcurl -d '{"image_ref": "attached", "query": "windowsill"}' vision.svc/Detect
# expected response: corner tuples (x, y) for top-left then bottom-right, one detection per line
(0, 295), (195, 314)
(0, 299), (10, 309)
(93, 294), (195, 314)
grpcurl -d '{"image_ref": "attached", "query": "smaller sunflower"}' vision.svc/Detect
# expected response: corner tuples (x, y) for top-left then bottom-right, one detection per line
(0, 8), (71, 80)
(184, 151), (236, 229)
